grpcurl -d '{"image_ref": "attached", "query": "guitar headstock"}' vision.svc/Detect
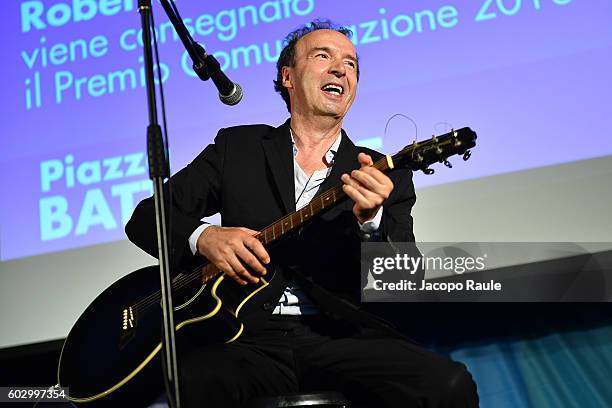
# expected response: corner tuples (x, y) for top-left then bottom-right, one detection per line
(390, 127), (477, 174)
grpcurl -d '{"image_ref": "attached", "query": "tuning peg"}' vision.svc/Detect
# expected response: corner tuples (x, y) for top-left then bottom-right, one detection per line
(432, 135), (443, 155)
(463, 150), (472, 161)
(423, 167), (435, 175)
(450, 129), (463, 147)
(443, 159), (452, 168)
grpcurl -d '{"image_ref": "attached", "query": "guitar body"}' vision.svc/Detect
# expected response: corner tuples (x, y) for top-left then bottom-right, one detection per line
(58, 265), (276, 407)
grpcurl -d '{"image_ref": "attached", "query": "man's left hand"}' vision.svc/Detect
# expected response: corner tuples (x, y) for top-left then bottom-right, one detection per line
(341, 152), (394, 224)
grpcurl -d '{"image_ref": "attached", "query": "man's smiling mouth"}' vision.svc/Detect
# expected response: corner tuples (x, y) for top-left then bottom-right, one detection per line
(321, 84), (344, 96)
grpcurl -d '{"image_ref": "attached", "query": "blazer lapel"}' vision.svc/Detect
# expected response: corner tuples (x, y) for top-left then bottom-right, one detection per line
(261, 120), (296, 214)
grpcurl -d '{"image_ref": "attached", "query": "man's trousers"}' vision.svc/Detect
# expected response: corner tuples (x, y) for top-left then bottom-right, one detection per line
(179, 314), (479, 408)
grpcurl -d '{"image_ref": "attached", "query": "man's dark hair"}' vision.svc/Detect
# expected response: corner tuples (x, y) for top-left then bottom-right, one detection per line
(273, 19), (359, 113)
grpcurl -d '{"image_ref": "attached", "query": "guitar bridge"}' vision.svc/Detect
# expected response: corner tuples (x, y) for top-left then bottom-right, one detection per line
(118, 306), (138, 350)
(122, 306), (136, 331)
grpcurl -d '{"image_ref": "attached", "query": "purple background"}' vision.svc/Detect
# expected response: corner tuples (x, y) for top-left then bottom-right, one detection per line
(1, 0), (611, 260)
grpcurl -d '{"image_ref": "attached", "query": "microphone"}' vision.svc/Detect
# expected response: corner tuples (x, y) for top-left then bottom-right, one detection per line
(193, 43), (243, 106)
(158, 0), (243, 106)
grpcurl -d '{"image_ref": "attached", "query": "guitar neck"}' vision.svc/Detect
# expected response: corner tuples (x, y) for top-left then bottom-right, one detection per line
(185, 126), (477, 289)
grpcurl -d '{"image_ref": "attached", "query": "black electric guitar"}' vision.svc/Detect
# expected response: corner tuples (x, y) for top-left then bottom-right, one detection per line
(57, 128), (477, 406)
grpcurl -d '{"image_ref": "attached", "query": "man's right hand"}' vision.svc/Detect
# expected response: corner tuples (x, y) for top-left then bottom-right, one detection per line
(196, 226), (270, 285)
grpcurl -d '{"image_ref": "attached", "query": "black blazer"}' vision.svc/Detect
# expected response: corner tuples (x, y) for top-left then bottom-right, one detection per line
(125, 120), (417, 333)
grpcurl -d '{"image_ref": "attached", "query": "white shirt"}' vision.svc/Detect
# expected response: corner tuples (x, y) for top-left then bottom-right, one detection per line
(188, 131), (383, 314)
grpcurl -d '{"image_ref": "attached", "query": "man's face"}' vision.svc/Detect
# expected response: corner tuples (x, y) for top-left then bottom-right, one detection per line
(282, 29), (358, 120)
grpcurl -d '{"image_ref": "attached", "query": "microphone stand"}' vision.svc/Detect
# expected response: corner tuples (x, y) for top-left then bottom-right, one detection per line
(137, 0), (238, 405)
(137, 1), (181, 407)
